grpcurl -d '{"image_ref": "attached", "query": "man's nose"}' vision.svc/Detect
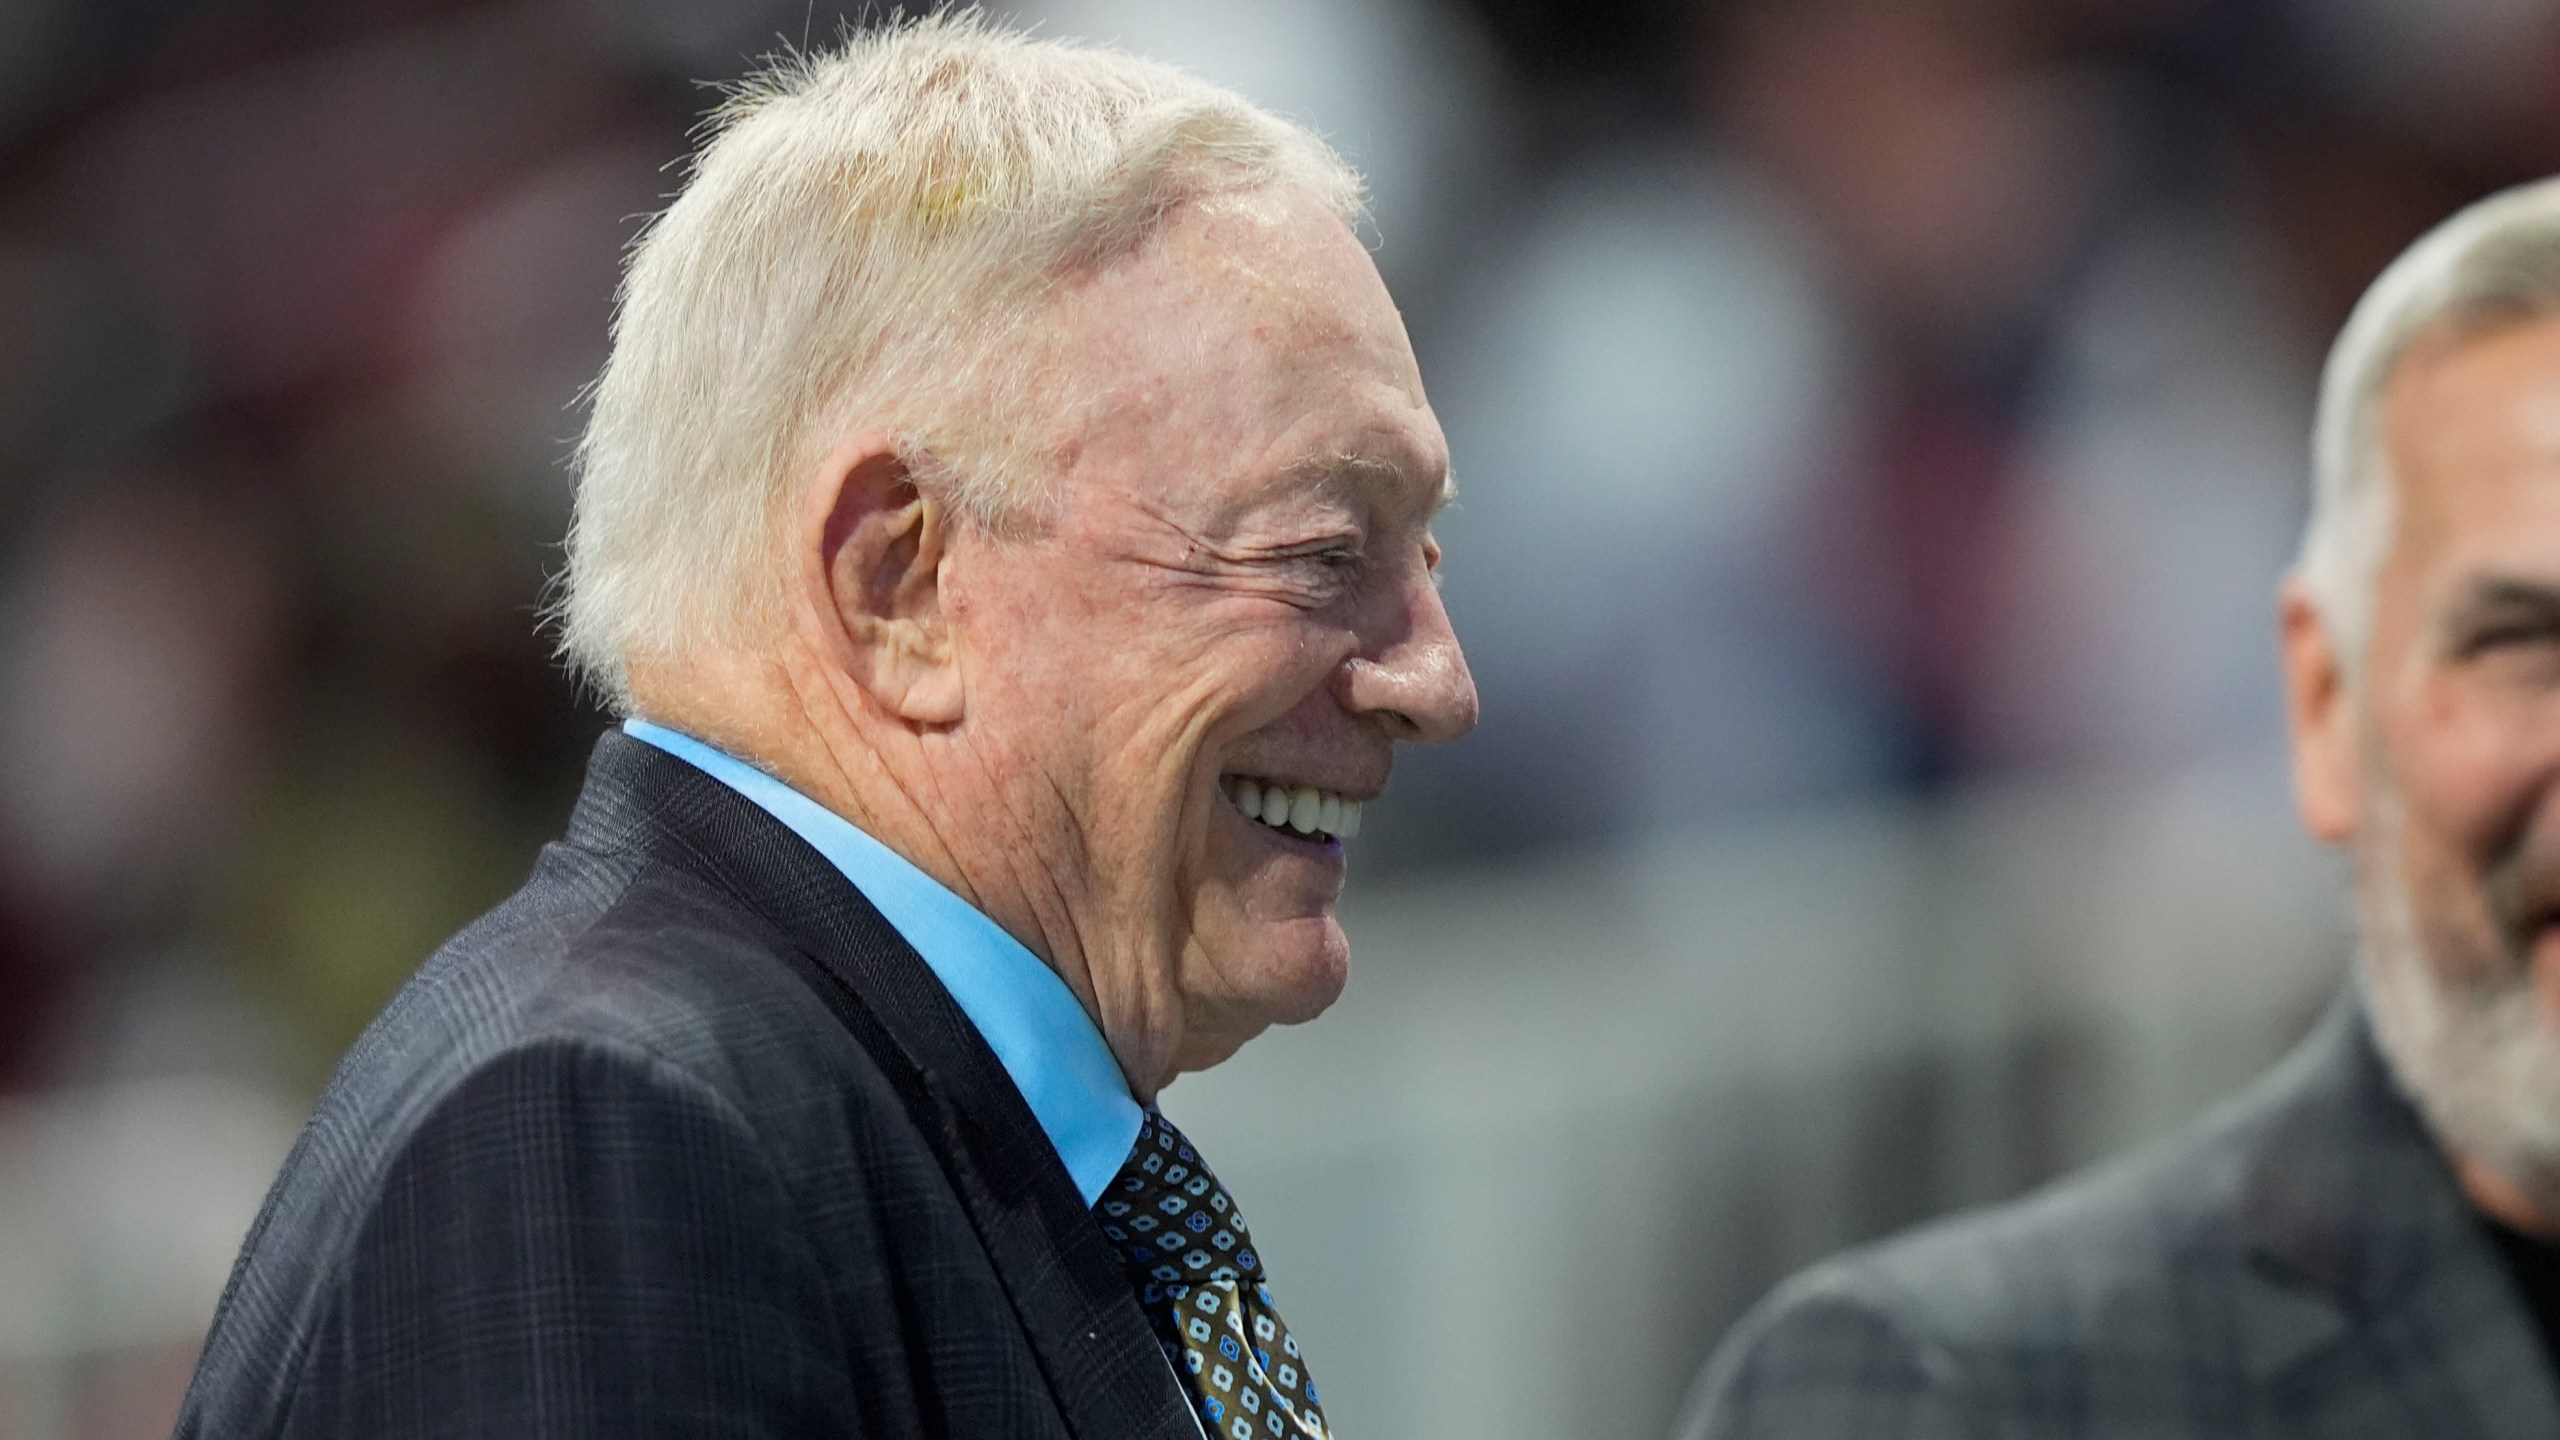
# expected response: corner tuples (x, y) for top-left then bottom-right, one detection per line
(1338, 569), (1478, 745)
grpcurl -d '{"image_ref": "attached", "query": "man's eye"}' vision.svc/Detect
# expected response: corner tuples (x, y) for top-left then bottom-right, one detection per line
(2465, 622), (2560, 656)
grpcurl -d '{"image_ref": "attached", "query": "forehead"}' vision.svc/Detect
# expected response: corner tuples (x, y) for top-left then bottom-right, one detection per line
(1036, 192), (1447, 518)
(2383, 315), (2560, 573)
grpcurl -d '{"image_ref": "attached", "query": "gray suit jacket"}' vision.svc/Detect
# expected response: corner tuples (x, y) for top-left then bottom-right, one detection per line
(1676, 990), (2558, 1438)
(176, 731), (1201, 1438)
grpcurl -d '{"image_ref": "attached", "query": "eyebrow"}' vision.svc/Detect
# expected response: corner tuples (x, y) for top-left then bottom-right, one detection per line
(1281, 452), (1458, 513)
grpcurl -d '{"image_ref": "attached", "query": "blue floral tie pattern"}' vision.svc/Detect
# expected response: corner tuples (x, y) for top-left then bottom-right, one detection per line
(1095, 1110), (1328, 1440)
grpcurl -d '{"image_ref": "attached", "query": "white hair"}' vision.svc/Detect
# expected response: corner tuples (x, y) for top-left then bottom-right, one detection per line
(556, 11), (1363, 709)
(2303, 176), (2560, 662)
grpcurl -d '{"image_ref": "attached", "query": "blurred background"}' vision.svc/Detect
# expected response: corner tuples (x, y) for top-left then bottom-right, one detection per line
(0, 0), (2553, 1434)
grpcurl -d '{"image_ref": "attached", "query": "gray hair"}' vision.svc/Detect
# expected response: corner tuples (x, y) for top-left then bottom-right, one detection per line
(2303, 176), (2560, 662)
(556, 11), (1363, 709)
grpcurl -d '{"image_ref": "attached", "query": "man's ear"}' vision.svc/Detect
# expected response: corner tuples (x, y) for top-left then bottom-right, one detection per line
(2280, 574), (2362, 846)
(793, 431), (964, 726)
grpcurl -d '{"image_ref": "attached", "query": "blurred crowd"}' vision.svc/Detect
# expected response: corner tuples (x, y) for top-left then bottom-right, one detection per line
(1, 0), (2557, 1434)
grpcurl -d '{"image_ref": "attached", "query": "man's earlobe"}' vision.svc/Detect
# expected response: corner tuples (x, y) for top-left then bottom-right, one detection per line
(796, 433), (966, 726)
(2280, 577), (2361, 845)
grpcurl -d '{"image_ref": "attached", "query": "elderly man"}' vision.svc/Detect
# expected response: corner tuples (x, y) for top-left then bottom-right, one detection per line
(175, 17), (1472, 1440)
(1678, 178), (2560, 1437)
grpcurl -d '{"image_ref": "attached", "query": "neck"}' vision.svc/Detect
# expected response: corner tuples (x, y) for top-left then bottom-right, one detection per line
(628, 647), (1176, 1095)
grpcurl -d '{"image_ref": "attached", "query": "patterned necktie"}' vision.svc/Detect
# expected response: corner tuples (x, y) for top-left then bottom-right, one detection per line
(1095, 1109), (1329, 1440)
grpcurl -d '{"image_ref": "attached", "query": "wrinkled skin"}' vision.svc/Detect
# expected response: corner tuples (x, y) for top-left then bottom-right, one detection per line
(653, 189), (1477, 1100)
(2284, 314), (2560, 1231)
(936, 193), (1475, 1092)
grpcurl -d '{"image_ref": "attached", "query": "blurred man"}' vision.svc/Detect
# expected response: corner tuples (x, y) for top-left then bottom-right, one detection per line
(1679, 178), (2560, 1437)
(175, 16), (1472, 1439)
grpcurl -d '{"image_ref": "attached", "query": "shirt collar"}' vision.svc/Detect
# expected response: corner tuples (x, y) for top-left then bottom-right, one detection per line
(623, 718), (1142, 1206)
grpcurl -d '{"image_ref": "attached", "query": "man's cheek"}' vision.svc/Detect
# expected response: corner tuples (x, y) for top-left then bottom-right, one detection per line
(2413, 839), (2518, 985)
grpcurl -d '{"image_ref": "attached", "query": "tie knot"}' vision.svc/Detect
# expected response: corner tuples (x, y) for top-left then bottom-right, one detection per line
(1094, 1110), (1264, 1286)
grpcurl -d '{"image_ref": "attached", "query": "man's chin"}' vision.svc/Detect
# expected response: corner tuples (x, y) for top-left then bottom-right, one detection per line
(1194, 913), (1352, 1032)
(1263, 928), (1352, 1027)
(1162, 924), (1348, 1083)
(2370, 937), (2560, 1209)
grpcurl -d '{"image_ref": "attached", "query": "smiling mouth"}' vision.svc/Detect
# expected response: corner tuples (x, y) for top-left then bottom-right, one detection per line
(1221, 774), (1363, 843)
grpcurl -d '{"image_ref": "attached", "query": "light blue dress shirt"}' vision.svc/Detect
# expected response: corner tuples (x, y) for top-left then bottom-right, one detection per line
(624, 719), (1143, 1206)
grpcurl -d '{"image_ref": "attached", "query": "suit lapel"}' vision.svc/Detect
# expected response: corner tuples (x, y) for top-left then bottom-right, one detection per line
(568, 732), (1199, 1440)
(2238, 989), (2559, 1436)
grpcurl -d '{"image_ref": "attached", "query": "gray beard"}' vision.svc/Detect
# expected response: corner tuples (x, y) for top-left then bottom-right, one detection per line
(2361, 792), (2560, 1218)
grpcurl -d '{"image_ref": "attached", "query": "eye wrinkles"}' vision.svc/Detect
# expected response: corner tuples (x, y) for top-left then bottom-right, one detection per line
(1145, 530), (1456, 624)
(1221, 541), (1380, 610)
(1125, 520), (1364, 610)
(1103, 441), (1448, 614)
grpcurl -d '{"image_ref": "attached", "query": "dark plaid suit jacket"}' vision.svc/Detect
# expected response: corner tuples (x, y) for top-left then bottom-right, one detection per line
(175, 731), (1201, 1439)
(1676, 989), (2560, 1439)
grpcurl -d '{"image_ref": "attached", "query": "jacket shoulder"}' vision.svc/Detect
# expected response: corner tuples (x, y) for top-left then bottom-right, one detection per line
(181, 842), (919, 1436)
(1680, 1041), (2328, 1439)
(1811, 1096), (2263, 1348)
(344, 840), (887, 1138)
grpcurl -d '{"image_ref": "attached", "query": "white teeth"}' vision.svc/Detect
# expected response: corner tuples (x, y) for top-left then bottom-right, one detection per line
(1288, 788), (1321, 834)
(1224, 775), (1366, 843)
